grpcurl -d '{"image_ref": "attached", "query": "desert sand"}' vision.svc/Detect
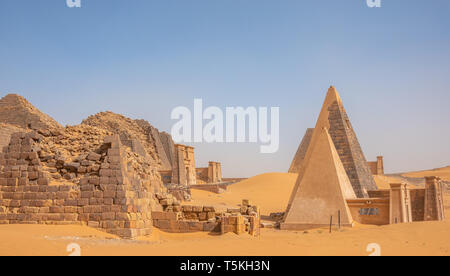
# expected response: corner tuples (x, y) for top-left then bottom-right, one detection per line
(402, 166), (450, 182)
(0, 172), (449, 256)
(190, 173), (298, 215)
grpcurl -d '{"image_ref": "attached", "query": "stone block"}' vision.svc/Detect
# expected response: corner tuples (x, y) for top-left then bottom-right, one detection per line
(198, 212), (207, 221)
(99, 177), (110, 185)
(81, 191), (93, 198)
(77, 199), (89, 206)
(89, 176), (99, 185)
(87, 152), (101, 161)
(37, 178), (49, 186)
(87, 221), (100, 228)
(116, 212), (130, 221)
(28, 172), (38, 180)
(7, 178), (17, 186)
(103, 191), (116, 199)
(203, 206), (216, 212)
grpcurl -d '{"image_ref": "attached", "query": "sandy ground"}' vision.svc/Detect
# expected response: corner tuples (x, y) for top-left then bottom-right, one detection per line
(402, 166), (450, 182)
(1, 172), (450, 256)
(373, 175), (419, 189)
(190, 173), (298, 216)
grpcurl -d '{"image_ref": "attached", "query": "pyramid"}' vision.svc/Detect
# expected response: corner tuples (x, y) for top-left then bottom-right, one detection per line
(0, 94), (62, 131)
(281, 127), (356, 230)
(289, 86), (377, 198)
(288, 128), (314, 173)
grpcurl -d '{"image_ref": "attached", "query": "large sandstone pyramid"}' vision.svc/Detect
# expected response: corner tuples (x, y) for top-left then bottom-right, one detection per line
(0, 94), (62, 131)
(282, 127), (356, 230)
(289, 86), (377, 198)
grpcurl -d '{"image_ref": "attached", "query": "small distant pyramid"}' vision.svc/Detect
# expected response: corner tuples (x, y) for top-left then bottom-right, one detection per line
(289, 86), (377, 198)
(282, 127), (356, 230)
(288, 128), (314, 173)
(0, 94), (62, 131)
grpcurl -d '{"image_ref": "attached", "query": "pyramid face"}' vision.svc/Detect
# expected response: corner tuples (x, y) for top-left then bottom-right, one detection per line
(290, 87), (377, 198)
(288, 128), (314, 173)
(282, 127), (356, 229)
(0, 94), (62, 131)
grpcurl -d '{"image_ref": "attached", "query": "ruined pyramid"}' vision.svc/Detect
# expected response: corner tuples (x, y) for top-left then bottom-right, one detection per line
(282, 127), (356, 230)
(288, 86), (377, 198)
(0, 94), (62, 131)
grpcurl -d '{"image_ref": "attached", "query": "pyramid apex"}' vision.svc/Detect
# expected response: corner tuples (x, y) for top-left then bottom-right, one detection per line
(326, 85), (342, 103)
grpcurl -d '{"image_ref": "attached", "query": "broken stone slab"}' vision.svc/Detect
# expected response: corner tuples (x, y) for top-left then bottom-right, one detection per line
(87, 152), (101, 161)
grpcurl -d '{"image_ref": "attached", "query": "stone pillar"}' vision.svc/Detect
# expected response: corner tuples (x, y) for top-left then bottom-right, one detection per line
(389, 183), (412, 224)
(216, 162), (222, 183)
(186, 147), (196, 185)
(376, 156), (384, 175)
(208, 162), (217, 183)
(175, 145), (187, 185)
(424, 176), (445, 221)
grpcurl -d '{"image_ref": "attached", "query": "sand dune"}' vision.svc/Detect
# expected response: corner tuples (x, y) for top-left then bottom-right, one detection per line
(190, 173), (298, 215)
(373, 175), (418, 189)
(402, 166), (450, 182)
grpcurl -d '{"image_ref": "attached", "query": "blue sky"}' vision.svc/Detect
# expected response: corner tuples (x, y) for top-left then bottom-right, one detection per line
(1, 0), (449, 177)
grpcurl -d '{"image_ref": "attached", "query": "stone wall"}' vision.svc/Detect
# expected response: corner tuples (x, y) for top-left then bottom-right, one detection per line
(424, 176), (445, 221)
(347, 198), (390, 225)
(152, 200), (260, 236)
(196, 162), (223, 184)
(0, 133), (169, 238)
(362, 177), (445, 225)
(368, 156), (384, 175)
(410, 189), (425, 222)
(0, 124), (26, 152)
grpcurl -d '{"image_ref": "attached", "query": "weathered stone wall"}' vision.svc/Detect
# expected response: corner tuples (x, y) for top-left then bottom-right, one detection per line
(367, 190), (390, 198)
(196, 162), (223, 184)
(347, 198), (390, 225)
(190, 183), (228, 194)
(0, 124), (27, 152)
(410, 189), (425, 222)
(152, 200), (260, 236)
(424, 176), (445, 221)
(0, 133), (169, 238)
(195, 167), (209, 184)
(327, 101), (378, 198)
(368, 156), (384, 175)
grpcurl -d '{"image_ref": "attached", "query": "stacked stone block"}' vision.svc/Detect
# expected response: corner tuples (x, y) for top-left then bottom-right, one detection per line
(0, 132), (80, 225)
(76, 135), (154, 238)
(327, 101), (378, 198)
(151, 200), (260, 236)
(152, 205), (219, 233)
(0, 133), (158, 238)
(424, 176), (445, 221)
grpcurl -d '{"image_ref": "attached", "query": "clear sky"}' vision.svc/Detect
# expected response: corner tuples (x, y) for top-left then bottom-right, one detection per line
(1, 0), (449, 177)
